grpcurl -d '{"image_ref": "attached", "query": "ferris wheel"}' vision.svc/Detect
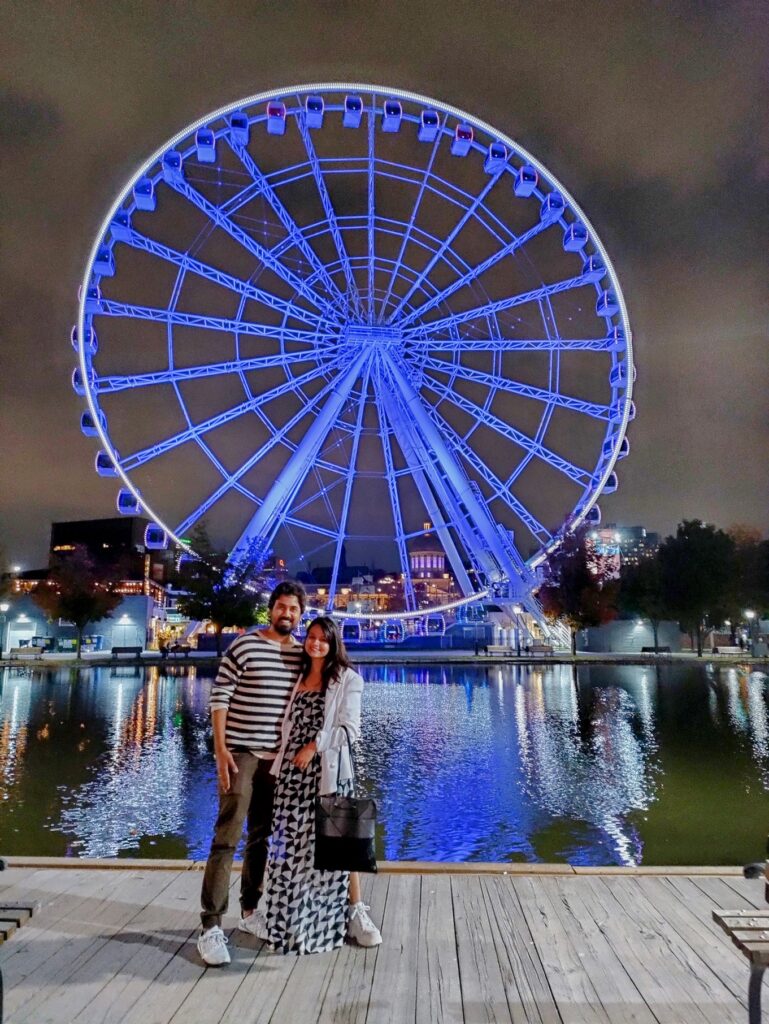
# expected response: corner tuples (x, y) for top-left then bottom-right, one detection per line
(73, 83), (634, 616)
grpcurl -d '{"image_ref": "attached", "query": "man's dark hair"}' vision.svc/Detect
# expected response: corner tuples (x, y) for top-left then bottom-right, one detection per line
(268, 580), (307, 613)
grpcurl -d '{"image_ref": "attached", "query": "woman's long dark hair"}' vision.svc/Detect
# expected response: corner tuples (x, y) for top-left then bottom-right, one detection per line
(300, 616), (352, 691)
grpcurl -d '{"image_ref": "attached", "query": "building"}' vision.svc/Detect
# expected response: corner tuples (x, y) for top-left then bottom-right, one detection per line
(409, 522), (458, 607)
(590, 524), (661, 571)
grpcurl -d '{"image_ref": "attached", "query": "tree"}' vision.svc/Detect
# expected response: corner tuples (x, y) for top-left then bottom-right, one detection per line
(32, 545), (123, 658)
(619, 557), (670, 652)
(658, 520), (736, 656)
(725, 526), (769, 637)
(538, 526), (618, 655)
(172, 526), (265, 656)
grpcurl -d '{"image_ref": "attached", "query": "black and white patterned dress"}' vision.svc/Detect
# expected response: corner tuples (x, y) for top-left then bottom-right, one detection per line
(261, 690), (352, 955)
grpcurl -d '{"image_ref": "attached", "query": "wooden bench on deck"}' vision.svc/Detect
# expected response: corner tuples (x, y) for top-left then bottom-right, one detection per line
(0, 859), (37, 1024)
(714, 859), (769, 1024)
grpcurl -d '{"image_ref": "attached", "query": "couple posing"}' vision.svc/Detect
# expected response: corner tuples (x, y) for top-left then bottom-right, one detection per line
(197, 581), (381, 964)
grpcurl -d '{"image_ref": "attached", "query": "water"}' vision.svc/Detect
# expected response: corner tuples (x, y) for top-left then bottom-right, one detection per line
(1, 662), (768, 866)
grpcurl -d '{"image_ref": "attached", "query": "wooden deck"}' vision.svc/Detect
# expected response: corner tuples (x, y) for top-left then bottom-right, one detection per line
(0, 863), (764, 1023)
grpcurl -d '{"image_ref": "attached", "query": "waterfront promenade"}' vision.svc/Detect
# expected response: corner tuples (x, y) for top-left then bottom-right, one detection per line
(0, 859), (763, 1023)
(3, 649), (768, 670)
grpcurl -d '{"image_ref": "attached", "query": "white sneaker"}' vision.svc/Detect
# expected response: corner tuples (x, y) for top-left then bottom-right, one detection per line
(197, 925), (230, 966)
(347, 902), (382, 947)
(237, 908), (270, 940)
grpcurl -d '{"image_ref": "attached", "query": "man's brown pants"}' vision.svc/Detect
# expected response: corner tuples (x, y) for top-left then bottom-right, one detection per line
(200, 752), (275, 930)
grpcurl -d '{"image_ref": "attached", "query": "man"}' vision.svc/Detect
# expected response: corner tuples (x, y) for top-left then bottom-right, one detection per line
(197, 580), (306, 966)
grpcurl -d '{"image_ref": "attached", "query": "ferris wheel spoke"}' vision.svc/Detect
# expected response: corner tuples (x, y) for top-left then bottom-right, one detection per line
(225, 137), (349, 318)
(409, 336), (618, 353)
(174, 366), (350, 537)
(166, 175), (341, 320)
(122, 228), (328, 326)
(421, 358), (611, 420)
(123, 356), (346, 472)
(366, 106), (376, 323)
(97, 301), (339, 346)
(427, 404), (552, 546)
(327, 363), (373, 610)
(399, 221), (549, 330)
(385, 166), (506, 325)
(377, 117), (446, 322)
(374, 366), (466, 602)
(295, 114), (365, 321)
(230, 351), (371, 562)
(401, 273), (588, 338)
(424, 373), (594, 488)
(95, 350), (337, 395)
(382, 355), (526, 589)
(372, 369), (417, 609)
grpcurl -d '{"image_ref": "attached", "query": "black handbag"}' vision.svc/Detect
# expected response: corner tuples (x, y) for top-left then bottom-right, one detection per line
(314, 726), (377, 873)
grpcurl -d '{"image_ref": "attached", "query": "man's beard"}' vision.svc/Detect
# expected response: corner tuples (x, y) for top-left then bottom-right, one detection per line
(273, 618), (293, 635)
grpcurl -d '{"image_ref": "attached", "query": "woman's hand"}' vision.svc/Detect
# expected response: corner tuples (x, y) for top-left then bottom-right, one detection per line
(292, 741), (317, 770)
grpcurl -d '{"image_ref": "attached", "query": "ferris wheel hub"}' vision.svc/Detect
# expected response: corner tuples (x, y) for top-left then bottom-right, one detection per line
(345, 324), (402, 350)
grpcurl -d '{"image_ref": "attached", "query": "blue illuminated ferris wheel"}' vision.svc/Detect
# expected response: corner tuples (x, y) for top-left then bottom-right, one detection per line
(74, 83), (634, 616)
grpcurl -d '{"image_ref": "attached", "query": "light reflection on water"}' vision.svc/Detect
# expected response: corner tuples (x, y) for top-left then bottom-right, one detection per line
(1, 662), (768, 865)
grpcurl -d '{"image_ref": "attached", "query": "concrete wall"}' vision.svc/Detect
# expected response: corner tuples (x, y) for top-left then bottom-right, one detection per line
(577, 619), (684, 653)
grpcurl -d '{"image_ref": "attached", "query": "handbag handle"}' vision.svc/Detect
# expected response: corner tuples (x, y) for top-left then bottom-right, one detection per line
(335, 725), (356, 794)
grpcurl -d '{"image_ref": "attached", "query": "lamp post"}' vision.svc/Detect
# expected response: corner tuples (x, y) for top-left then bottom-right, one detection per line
(512, 603), (523, 657)
(745, 609), (757, 650)
(0, 602), (8, 655)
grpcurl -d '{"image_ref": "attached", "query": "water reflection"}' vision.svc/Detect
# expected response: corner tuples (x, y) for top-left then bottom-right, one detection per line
(1, 662), (769, 864)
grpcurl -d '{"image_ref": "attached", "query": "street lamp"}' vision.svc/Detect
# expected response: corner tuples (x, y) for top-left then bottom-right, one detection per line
(512, 603), (523, 656)
(745, 609), (758, 648)
(0, 602), (8, 655)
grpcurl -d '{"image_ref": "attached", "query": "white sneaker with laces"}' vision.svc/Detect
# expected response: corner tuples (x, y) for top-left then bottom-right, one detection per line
(237, 908), (270, 940)
(347, 902), (382, 947)
(197, 925), (230, 966)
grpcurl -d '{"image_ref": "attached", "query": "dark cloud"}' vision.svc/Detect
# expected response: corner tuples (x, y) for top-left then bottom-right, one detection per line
(1, 0), (767, 567)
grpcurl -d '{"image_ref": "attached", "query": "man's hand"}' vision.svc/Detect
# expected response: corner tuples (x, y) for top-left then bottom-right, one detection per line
(292, 742), (317, 770)
(216, 749), (238, 793)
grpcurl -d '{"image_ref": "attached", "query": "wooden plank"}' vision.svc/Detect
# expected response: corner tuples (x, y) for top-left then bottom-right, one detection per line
(318, 872), (385, 1024)
(481, 875), (561, 1024)
(68, 869), (211, 1024)
(366, 872), (420, 1024)
(513, 875), (610, 1024)
(413, 874), (463, 1024)
(631, 877), (750, 1006)
(4, 870), (184, 1024)
(115, 869), (243, 1024)
(451, 873), (512, 1023)
(589, 876), (743, 1024)
(550, 875), (657, 1024)
(689, 875), (764, 912)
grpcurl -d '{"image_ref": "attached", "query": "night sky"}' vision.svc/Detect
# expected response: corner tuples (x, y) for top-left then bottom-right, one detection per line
(1, 0), (767, 570)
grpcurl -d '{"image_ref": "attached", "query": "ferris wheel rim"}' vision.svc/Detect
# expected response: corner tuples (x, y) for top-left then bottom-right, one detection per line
(77, 81), (634, 589)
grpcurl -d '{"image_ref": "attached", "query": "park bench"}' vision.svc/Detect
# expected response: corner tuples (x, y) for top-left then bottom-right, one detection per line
(110, 645), (143, 658)
(0, 858), (38, 1024)
(166, 644), (192, 659)
(529, 643), (554, 657)
(641, 646), (672, 654)
(8, 647), (45, 660)
(712, 645), (743, 655)
(713, 857), (769, 1023)
(483, 645), (516, 657)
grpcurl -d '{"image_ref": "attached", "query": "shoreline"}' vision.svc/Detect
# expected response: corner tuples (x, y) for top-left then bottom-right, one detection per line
(2, 650), (768, 669)
(0, 855), (747, 875)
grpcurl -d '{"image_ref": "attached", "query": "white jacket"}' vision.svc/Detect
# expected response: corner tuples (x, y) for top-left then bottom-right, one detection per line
(270, 666), (364, 796)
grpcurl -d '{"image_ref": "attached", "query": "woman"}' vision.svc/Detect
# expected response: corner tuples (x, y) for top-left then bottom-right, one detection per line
(247, 615), (381, 954)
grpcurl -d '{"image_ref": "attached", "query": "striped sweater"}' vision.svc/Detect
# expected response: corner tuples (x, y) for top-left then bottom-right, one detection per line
(209, 631), (303, 753)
